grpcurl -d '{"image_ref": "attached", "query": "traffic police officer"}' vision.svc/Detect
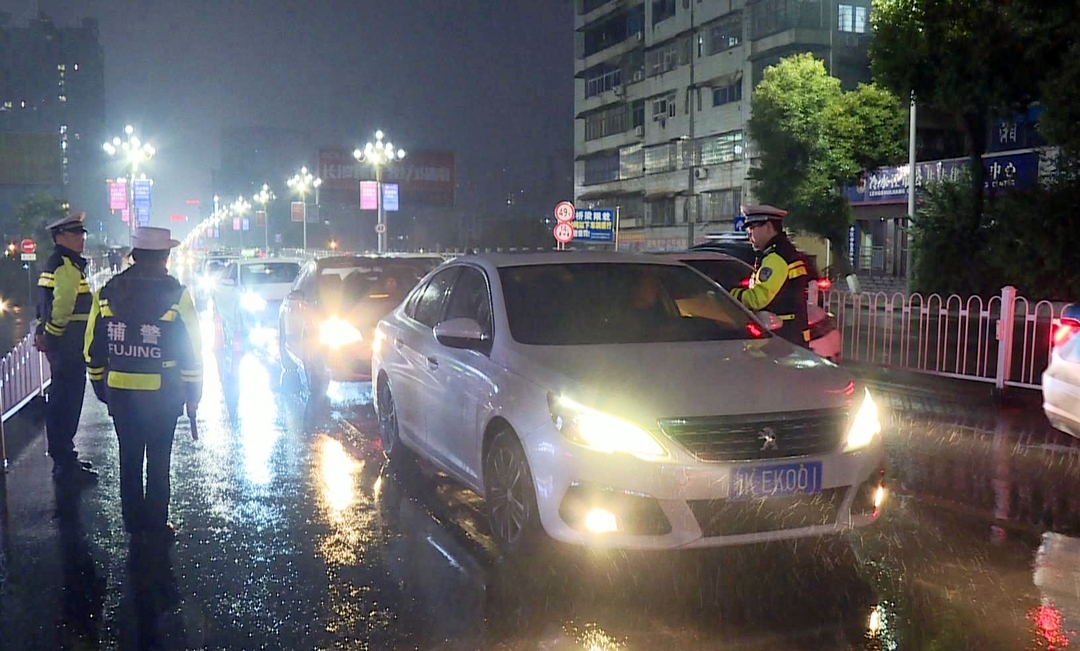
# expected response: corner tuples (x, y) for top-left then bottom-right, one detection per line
(36, 211), (98, 481)
(84, 227), (202, 540)
(728, 205), (811, 347)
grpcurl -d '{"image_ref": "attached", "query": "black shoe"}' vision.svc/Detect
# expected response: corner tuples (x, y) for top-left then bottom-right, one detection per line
(77, 459), (93, 470)
(145, 522), (177, 545)
(52, 463), (98, 482)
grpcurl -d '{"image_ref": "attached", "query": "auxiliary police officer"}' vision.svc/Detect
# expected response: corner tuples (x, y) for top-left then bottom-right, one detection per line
(36, 211), (98, 481)
(84, 227), (202, 540)
(728, 205), (811, 347)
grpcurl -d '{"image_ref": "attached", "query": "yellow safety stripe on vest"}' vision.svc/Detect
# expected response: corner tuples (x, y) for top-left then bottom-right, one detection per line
(68, 314), (89, 321)
(100, 305), (114, 317)
(106, 371), (162, 391)
(45, 322), (64, 336)
(777, 314), (797, 321)
(38, 277), (56, 288)
(787, 261), (807, 279)
(160, 303), (181, 322)
(162, 360), (178, 368)
(88, 367), (105, 380)
(180, 370), (203, 382)
(39, 271), (55, 278)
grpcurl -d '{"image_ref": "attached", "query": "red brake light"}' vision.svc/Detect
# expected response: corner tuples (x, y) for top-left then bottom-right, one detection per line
(1052, 319), (1079, 348)
(746, 322), (765, 338)
(739, 277), (751, 288)
(816, 278), (832, 291)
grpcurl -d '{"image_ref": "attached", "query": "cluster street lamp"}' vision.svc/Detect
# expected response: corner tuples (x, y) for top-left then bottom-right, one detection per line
(353, 130), (406, 254)
(232, 196), (251, 249)
(103, 125), (155, 244)
(287, 166), (322, 252)
(252, 184), (275, 253)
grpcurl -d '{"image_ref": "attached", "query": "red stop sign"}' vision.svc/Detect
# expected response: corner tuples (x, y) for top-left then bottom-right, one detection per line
(20, 239), (36, 254)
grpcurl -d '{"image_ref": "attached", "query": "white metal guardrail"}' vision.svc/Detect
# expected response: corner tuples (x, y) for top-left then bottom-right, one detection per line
(812, 284), (1065, 392)
(0, 269), (114, 470)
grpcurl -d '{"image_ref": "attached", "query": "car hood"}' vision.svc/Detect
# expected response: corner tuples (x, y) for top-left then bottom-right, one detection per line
(504, 338), (856, 423)
(248, 283), (294, 303)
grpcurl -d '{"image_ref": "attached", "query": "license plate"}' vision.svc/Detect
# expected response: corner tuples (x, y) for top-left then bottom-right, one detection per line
(729, 461), (823, 501)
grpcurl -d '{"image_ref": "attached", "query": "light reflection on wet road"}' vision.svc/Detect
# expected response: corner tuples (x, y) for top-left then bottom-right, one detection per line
(1, 322), (1079, 650)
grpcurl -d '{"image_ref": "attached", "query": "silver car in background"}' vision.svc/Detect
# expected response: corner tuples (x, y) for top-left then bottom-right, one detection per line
(372, 252), (886, 554)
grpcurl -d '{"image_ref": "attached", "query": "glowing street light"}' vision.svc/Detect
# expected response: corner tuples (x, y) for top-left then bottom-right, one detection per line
(353, 130), (406, 254)
(103, 124), (155, 244)
(253, 184), (276, 253)
(287, 166), (322, 252)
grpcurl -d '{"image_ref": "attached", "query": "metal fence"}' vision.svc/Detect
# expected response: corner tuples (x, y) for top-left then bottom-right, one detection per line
(811, 284), (1065, 391)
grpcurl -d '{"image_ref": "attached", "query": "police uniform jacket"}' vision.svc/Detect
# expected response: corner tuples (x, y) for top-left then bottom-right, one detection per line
(729, 231), (810, 346)
(37, 245), (93, 363)
(84, 264), (203, 417)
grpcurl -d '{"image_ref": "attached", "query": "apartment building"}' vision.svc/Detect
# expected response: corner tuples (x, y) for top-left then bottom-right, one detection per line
(573, 0), (872, 251)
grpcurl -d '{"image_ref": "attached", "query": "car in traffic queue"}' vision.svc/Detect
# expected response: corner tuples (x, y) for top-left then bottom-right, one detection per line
(279, 254), (441, 389)
(211, 257), (304, 356)
(652, 250), (842, 361)
(193, 251), (240, 309)
(372, 252), (886, 554)
(1042, 303), (1080, 438)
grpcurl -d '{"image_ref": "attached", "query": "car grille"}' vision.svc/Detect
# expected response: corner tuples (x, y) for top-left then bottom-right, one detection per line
(688, 488), (846, 537)
(657, 409), (849, 462)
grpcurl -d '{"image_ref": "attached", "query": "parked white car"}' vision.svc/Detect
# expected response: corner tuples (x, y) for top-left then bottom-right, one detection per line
(372, 252), (886, 553)
(1042, 303), (1080, 438)
(212, 258), (303, 354)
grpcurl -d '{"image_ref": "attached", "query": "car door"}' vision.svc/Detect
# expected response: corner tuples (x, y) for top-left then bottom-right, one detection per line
(281, 262), (316, 361)
(425, 265), (497, 486)
(215, 262), (240, 331)
(389, 266), (460, 455)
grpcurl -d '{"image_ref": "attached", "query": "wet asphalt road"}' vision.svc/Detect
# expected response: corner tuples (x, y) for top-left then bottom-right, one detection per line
(2, 321), (1080, 650)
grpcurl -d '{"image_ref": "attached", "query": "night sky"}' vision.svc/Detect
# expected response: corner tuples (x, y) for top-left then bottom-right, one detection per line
(3, 0), (574, 229)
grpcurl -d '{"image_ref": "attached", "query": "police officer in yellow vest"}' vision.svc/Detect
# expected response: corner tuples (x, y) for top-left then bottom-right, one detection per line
(728, 205), (811, 347)
(84, 227), (202, 540)
(36, 211), (98, 481)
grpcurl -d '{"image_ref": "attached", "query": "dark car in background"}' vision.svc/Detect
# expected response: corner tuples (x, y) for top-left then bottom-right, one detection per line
(278, 255), (438, 390)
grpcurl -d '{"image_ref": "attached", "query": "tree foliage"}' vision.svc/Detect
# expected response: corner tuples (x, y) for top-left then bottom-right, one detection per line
(14, 192), (67, 241)
(748, 53), (905, 272)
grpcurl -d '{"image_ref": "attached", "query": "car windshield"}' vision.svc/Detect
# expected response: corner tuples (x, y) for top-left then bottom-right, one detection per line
(679, 258), (752, 290)
(498, 263), (761, 345)
(240, 262), (300, 285)
(203, 259), (231, 275)
(319, 262), (430, 311)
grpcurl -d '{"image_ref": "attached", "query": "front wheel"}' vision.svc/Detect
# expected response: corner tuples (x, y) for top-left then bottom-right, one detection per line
(484, 429), (543, 555)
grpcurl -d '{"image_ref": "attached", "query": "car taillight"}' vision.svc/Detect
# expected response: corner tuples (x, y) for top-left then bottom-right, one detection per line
(746, 322), (765, 338)
(740, 277), (751, 288)
(816, 278), (832, 291)
(1052, 318), (1080, 348)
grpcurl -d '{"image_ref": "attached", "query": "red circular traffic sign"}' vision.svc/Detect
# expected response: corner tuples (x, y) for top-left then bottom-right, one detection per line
(20, 239), (36, 254)
(554, 201), (575, 223)
(553, 222), (574, 244)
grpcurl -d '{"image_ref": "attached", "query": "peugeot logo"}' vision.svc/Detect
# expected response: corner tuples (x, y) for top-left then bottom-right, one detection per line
(758, 426), (780, 451)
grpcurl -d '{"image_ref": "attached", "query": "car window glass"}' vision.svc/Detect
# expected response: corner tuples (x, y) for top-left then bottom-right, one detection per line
(223, 263), (238, 281)
(240, 262), (300, 286)
(413, 267), (461, 328)
(403, 280), (428, 319)
(298, 262), (318, 296)
(682, 259), (752, 290)
(444, 267), (493, 336)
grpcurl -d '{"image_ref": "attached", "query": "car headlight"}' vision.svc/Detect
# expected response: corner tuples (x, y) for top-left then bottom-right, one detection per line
(845, 388), (882, 451)
(198, 276), (216, 292)
(240, 292), (268, 312)
(319, 317), (363, 349)
(548, 394), (668, 460)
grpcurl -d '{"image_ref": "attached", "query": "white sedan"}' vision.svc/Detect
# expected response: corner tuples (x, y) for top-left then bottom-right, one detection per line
(372, 252), (886, 553)
(212, 258), (304, 354)
(1043, 303), (1080, 438)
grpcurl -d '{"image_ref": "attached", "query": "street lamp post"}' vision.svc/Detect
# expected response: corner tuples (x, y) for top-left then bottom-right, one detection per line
(103, 125), (155, 245)
(232, 196), (251, 250)
(253, 184), (275, 254)
(287, 166), (321, 252)
(354, 130), (406, 254)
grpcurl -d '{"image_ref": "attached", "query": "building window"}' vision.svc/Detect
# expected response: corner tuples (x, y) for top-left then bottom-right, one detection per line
(583, 153), (622, 185)
(581, 0), (612, 14)
(712, 81), (743, 106)
(750, 0), (826, 40)
(585, 63), (623, 98)
(646, 198), (676, 226)
(699, 130), (745, 165)
(644, 142), (678, 174)
(585, 104), (630, 141)
(838, 4), (868, 33)
(631, 100), (646, 128)
(699, 188), (742, 222)
(651, 94), (676, 121)
(583, 7), (644, 58)
(620, 143), (644, 179)
(646, 36), (692, 77)
(706, 13), (742, 54)
(652, 0), (677, 24)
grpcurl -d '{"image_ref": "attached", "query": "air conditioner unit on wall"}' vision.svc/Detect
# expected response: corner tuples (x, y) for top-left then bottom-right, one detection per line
(635, 125), (644, 137)
(613, 85), (623, 96)
(694, 168), (709, 180)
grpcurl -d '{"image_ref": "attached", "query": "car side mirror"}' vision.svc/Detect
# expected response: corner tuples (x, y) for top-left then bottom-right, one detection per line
(755, 311), (784, 332)
(433, 317), (489, 351)
(286, 289), (304, 301)
(220, 278), (236, 287)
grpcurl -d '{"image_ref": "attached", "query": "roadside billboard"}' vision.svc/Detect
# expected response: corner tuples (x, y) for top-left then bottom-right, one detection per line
(318, 149), (455, 207)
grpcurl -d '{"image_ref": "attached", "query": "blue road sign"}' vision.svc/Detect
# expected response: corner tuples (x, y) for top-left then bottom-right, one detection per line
(733, 215), (746, 232)
(383, 183), (399, 212)
(133, 179), (152, 210)
(571, 208), (615, 242)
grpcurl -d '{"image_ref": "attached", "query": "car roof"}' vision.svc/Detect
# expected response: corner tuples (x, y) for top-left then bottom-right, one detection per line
(452, 251), (693, 269)
(234, 257), (304, 265)
(648, 250), (748, 264)
(315, 254), (437, 267)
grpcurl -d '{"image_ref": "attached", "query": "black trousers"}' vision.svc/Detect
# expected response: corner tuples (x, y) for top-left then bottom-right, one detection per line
(112, 403), (179, 533)
(46, 354), (87, 466)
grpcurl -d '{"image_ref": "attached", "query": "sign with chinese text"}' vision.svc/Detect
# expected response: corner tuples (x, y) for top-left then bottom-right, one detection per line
(136, 205), (150, 228)
(121, 208), (130, 224)
(306, 204), (319, 223)
(242, 217), (250, 231)
(291, 202), (305, 223)
(255, 210), (266, 226)
(382, 183), (399, 212)
(169, 214), (186, 222)
(360, 182), (379, 210)
(233, 217), (241, 231)
(133, 179), (152, 210)
(109, 180), (127, 210)
(571, 208), (615, 242)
